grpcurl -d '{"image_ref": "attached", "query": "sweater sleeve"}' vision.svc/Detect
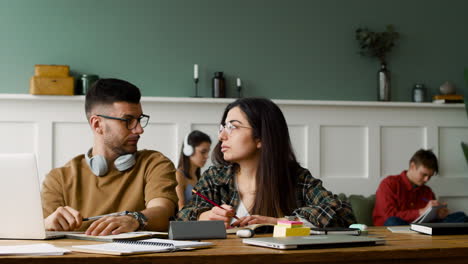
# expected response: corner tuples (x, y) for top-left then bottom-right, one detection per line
(41, 169), (65, 218)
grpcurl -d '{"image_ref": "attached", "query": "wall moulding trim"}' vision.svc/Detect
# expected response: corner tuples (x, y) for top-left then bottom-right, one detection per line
(1, 93), (467, 212)
(0, 94), (465, 109)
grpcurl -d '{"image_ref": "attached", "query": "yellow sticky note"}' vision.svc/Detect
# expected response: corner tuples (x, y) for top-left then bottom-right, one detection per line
(273, 226), (311, 237)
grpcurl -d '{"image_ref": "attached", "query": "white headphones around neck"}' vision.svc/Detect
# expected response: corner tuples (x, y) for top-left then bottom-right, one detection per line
(85, 148), (136, 176)
(183, 133), (194, 156)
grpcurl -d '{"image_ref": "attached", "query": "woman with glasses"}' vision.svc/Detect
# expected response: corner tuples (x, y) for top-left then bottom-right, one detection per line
(176, 130), (211, 210)
(177, 98), (356, 228)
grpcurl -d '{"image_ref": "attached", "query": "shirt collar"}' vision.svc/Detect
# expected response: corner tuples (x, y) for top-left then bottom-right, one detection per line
(401, 170), (421, 190)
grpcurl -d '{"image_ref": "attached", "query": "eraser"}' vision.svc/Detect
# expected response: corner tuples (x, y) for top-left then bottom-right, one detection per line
(349, 224), (368, 231)
(236, 229), (255, 238)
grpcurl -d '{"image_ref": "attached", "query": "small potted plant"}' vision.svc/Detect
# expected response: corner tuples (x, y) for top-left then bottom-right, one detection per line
(356, 25), (400, 101)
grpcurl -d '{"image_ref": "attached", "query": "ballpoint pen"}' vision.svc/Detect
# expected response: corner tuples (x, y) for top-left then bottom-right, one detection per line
(82, 211), (130, 221)
(192, 189), (240, 220)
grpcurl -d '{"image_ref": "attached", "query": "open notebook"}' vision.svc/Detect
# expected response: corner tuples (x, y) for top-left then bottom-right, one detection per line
(0, 243), (70, 256)
(71, 238), (213, 255)
(412, 204), (447, 224)
(66, 231), (168, 242)
(227, 224), (275, 234)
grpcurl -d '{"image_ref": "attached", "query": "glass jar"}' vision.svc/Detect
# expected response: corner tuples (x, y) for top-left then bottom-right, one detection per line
(81, 74), (99, 95)
(412, 83), (426, 103)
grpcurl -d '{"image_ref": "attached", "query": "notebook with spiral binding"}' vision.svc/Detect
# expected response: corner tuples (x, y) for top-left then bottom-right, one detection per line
(66, 231), (168, 242)
(71, 238), (213, 255)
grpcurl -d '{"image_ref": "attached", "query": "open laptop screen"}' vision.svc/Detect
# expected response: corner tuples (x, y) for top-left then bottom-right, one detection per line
(0, 153), (49, 239)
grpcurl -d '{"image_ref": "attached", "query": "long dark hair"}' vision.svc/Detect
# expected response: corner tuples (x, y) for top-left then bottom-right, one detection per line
(177, 130), (211, 180)
(213, 98), (299, 217)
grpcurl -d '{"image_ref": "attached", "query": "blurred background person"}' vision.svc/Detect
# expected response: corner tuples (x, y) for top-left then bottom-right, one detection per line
(176, 130), (211, 210)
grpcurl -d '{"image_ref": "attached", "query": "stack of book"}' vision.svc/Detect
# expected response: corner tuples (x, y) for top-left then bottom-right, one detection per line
(432, 94), (464, 104)
(410, 223), (468, 235)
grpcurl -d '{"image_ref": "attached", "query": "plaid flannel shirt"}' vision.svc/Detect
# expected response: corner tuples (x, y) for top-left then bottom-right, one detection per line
(176, 165), (356, 227)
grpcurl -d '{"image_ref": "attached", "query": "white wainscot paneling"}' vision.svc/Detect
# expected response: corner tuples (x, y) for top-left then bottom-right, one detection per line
(320, 126), (368, 178)
(2, 95), (467, 205)
(0, 122), (36, 153)
(381, 126), (426, 178)
(438, 127), (468, 178)
(289, 125), (307, 168)
(139, 123), (177, 163)
(53, 122), (92, 169)
(437, 196), (468, 216)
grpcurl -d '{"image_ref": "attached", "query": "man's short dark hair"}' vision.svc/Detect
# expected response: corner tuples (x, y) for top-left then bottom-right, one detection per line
(409, 149), (439, 174)
(85, 78), (141, 120)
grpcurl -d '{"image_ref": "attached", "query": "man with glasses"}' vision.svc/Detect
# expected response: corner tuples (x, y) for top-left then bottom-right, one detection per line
(41, 78), (178, 234)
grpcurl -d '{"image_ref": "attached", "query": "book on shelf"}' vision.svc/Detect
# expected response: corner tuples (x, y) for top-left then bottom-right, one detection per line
(66, 231), (168, 242)
(433, 99), (464, 104)
(410, 223), (468, 235)
(432, 94), (464, 104)
(71, 238), (213, 256)
(433, 94), (464, 100)
(412, 204), (446, 224)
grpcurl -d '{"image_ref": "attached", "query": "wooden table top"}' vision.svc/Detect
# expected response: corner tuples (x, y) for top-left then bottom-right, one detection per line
(1, 227), (468, 264)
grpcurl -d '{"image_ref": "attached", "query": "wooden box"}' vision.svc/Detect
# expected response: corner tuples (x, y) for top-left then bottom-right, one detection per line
(34, 64), (70, 77)
(29, 76), (75, 95)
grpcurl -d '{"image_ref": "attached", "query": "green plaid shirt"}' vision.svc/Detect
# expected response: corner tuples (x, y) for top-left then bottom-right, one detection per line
(177, 165), (356, 227)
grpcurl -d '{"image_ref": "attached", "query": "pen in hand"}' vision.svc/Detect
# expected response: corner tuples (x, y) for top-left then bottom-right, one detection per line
(192, 189), (240, 220)
(82, 211), (129, 221)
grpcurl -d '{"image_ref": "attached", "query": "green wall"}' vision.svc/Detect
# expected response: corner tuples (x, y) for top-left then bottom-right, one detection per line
(1, 0), (467, 101)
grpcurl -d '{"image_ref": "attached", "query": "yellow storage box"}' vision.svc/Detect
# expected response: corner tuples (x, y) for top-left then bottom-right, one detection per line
(29, 64), (75, 95)
(34, 64), (70, 77)
(30, 76), (75, 95)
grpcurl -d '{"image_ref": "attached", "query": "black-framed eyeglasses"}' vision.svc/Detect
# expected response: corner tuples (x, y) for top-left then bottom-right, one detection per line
(97, 114), (150, 130)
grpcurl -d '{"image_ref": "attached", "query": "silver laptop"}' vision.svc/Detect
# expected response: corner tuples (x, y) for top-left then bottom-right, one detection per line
(0, 153), (69, 239)
(243, 235), (385, 249)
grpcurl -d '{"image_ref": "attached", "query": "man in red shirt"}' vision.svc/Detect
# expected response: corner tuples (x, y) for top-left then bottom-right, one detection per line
(373, 149), (467, 226)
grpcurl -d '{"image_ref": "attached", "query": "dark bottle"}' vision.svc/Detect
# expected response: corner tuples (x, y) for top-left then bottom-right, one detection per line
(212, 72), (226, 98)
(377, 63), (390, 101)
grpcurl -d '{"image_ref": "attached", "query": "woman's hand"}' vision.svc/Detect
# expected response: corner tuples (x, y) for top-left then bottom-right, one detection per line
(199, 204), (236, 228)
(231, 215), (278, 227)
